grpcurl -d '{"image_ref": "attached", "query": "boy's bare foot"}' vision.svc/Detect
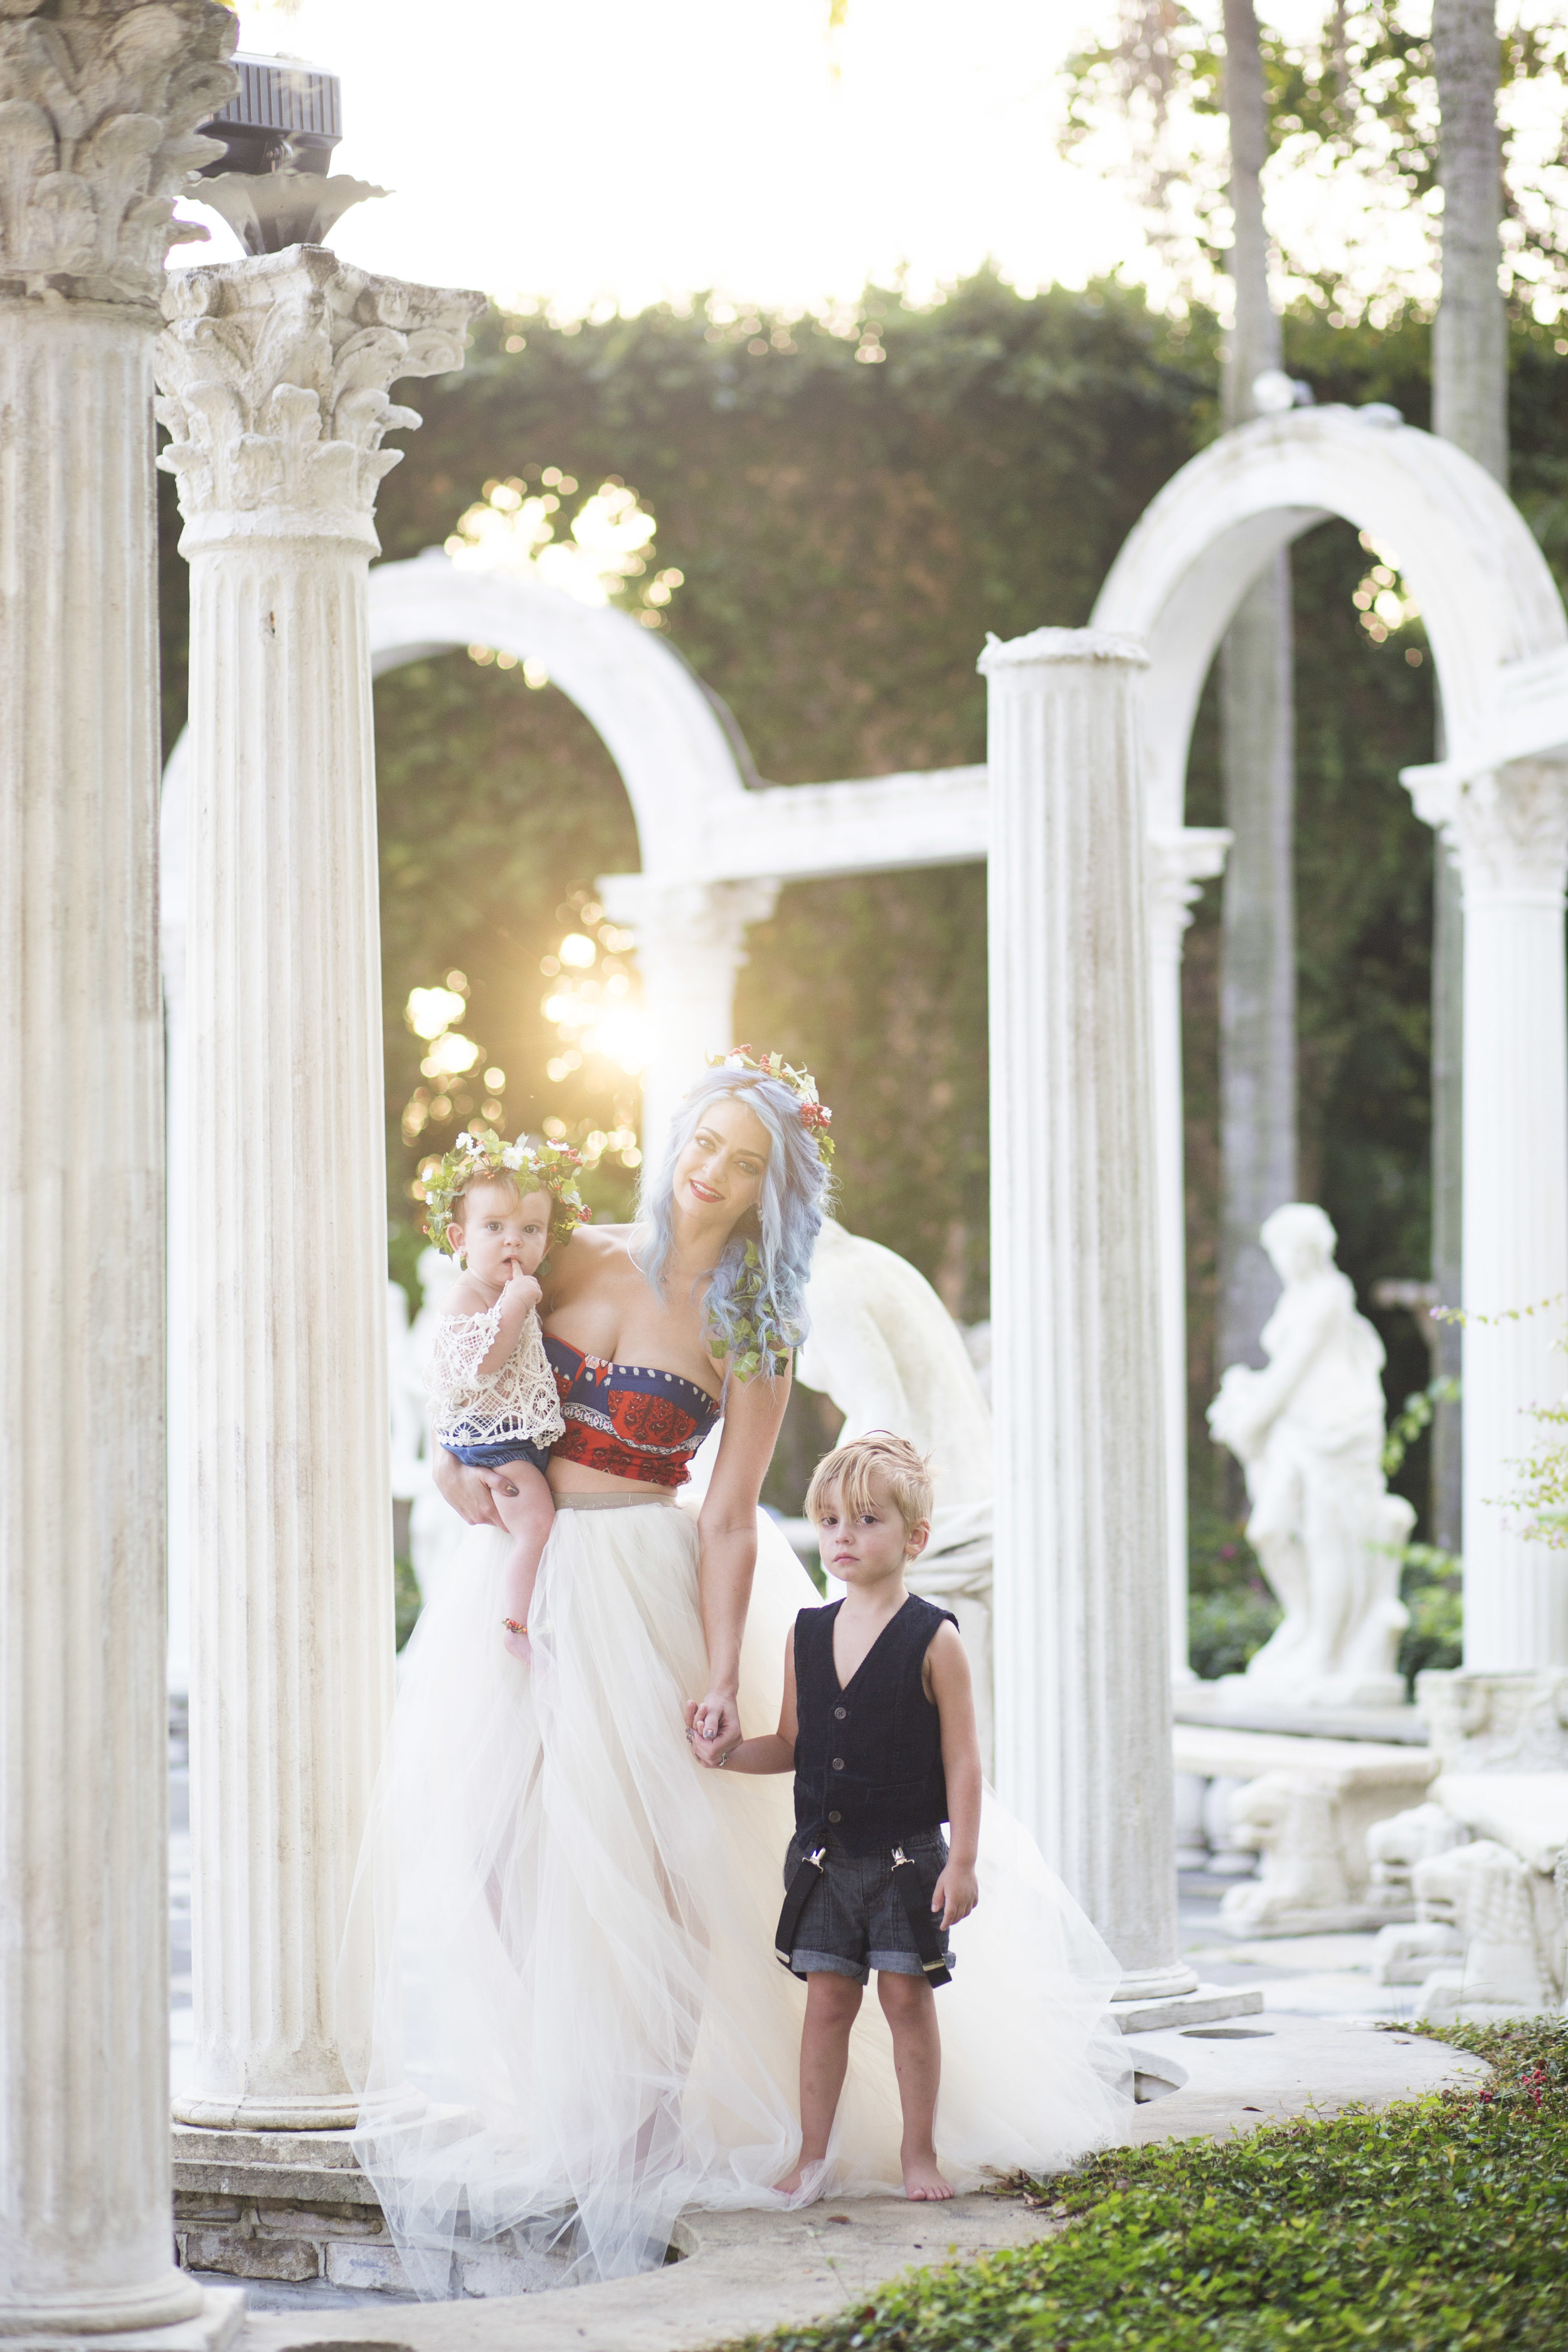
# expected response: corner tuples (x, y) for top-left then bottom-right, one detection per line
(501, 1625), (531, 1663)
(903, 2153), (954, 2200)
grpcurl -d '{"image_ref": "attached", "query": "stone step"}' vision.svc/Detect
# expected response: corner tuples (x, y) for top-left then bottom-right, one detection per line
(172, 2124), (379, 2210)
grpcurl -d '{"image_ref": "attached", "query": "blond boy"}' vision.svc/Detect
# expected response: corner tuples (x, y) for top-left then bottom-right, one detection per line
(712, 1433), (982, 2201)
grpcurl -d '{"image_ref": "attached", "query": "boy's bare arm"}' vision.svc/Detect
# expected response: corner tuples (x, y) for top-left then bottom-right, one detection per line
(689, 1633), (798, 1773)
(928, 1623), (982, 1926)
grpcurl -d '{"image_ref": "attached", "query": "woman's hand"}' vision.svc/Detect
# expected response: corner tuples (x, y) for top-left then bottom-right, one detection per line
(432, 1448), (512, 1528)
(686, 1687), (741, 1761)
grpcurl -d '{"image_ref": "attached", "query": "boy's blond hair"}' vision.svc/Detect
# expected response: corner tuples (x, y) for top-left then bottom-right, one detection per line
(805, 1431), (933, 1539)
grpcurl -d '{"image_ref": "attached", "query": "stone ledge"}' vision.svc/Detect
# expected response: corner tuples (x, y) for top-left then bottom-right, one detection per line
(1175, 1686), (1429, 1745)
(1112, 1981), (1264, 2034)
(173, 2124), (379, 2210)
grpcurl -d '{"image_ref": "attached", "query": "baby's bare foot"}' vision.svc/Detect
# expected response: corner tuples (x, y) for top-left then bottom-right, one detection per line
(903, 2154), (954, 2201)
(501, 1626), (531, 1664)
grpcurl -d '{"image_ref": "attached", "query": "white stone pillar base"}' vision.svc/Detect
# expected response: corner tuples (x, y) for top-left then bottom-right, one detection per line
(982, 628), (1196, 2002)
(1, 2288), (247, 2352)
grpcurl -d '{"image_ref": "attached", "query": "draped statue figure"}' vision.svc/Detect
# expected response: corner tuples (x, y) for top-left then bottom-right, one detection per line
(1207, 1202), (1414, 1710)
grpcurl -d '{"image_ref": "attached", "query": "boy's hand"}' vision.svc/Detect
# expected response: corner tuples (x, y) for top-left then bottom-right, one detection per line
(683, 1695), (737, 1767)
(931, 1861), (978, 1931)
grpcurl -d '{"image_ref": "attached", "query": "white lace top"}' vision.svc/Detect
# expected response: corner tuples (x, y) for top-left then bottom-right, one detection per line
(426, 1303), (565, 1449)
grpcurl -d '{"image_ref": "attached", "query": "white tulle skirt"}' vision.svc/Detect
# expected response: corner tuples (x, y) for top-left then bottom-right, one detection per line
(342, 1496), (1132, 2293)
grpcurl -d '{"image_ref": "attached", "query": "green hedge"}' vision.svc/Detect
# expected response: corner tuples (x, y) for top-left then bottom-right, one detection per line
(739, 2020), (1568, 2352)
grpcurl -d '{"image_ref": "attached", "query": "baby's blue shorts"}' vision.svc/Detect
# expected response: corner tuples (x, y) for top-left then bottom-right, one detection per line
(443, 1438), (552, 1475)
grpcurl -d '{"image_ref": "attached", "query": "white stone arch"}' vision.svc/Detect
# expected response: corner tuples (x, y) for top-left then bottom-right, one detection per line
(1093, 404), (1568, 825)
(1091, 405), (1568, 1675)
(364, 549), (751, 871)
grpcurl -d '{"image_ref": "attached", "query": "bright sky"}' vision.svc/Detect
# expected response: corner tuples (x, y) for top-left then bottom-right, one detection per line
(177, 0), (1150, 315)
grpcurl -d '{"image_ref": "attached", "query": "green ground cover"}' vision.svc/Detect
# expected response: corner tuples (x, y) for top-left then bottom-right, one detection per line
(741, 2020), (1568, 2352)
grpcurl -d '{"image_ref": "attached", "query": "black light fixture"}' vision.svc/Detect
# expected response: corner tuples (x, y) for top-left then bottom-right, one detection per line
(199, 53), (344, 178)
(194, 53), (384, 256)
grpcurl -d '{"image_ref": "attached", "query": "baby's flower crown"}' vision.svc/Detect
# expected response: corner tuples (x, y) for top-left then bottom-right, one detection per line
(706, 1046), (834, 1162)
(423, 1127), (593, 1256)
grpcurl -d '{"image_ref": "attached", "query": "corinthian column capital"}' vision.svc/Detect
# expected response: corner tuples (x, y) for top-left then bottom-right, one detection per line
(1146, 825), (1231, 960)
(1410, 758), (1568, 908)
(156, 249), (483, 544)
(0, 0), (236, 309)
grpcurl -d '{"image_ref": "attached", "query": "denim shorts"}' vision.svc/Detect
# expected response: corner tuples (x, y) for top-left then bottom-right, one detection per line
(443, 1438), (552, 1475)
(782, 1828), (953, 1985)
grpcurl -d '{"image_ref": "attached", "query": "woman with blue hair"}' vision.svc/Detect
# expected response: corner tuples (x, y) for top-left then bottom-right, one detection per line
(347, 1051), (1128, 2293)
(349, 1052), (839, 2287)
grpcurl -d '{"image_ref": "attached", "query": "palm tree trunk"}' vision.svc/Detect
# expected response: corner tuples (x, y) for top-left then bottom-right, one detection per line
(1216, 0), (1298, 1389)
(1429, 0), (1507, 1549)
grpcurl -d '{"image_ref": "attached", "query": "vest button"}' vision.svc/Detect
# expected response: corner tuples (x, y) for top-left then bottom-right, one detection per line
(834, 1706), (847, 1720)
(832, 1757), (845, 1771)
(828, 1810), (842, 1823)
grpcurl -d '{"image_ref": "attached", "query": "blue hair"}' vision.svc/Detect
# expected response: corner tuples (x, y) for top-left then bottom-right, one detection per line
(637, 1067), (832, 1380)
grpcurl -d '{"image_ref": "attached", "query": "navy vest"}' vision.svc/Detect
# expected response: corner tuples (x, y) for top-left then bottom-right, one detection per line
(793, 1593), (958, 1856)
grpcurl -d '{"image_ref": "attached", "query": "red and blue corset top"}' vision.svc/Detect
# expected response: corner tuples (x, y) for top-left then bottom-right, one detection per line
(543, 1335), (721, 1488)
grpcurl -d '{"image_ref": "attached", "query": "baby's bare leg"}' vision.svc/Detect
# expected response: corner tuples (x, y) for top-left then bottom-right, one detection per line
(492, 1465), (554, 1661)
(776, 1971), (862, 2195)
(877, 1971), (951, 2199)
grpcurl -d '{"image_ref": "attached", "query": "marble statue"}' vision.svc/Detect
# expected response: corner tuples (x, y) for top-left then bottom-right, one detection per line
(1208, 1203), (1415, 1711)
(796, 1217), (995, 1766)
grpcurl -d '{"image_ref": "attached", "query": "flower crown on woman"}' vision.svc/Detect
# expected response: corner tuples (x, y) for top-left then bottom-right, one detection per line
(707, 1046), (834, 1163)
(423, 1128), (593, 1257)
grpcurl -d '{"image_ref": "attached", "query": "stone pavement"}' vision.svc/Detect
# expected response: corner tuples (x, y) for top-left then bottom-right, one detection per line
(1175, 1871), (1424, 2022)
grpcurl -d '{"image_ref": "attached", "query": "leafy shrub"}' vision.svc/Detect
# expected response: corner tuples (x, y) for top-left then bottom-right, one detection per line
(1399, 1547), (1463, 1683)
(739, 2023), (1568, 2352)
(1186, 1505), (1281, 1678)
(1189, 1585), (1282, 1680)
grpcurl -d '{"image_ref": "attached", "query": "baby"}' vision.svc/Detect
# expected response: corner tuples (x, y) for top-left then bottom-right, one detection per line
(706, 1432), (982, 2201)
(422, 1131), (588, 1660)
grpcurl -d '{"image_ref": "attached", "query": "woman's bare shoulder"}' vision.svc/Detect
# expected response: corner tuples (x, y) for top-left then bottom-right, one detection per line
(546, 1222), (637, 1296)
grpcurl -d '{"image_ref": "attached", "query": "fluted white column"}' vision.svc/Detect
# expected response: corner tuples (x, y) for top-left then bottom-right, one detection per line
(0, 0), (236, 2327)
(157, 249), (482, 2126)
(983, 628), (1195, 2000)
(161, 741), (193, 1701)
(1147, 828), (1229, 1685)
(598, 874), (781, 1165)
(1417, 762), (1568, 1668)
